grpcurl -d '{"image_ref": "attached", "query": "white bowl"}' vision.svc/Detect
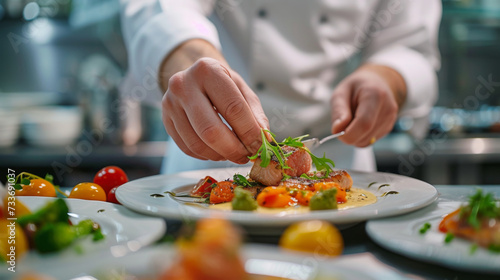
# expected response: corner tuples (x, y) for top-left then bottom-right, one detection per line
(21, 106), (83, 147)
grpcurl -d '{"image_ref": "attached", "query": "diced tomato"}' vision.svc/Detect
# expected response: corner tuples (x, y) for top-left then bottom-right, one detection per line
(294, 190), (314, 206)
(191, 176), (217, 198)
(209, 181), (235, 204)
(256, 187), (297, 208)
(313, 182), (347, 203)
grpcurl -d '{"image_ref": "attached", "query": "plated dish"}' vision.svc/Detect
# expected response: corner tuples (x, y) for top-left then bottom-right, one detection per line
(366, 187), (500, 274)
(116, 166), (438, 228)
(2, 197), (165, 277)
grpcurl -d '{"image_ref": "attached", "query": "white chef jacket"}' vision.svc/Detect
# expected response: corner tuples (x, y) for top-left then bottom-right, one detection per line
(119, 0), (441, 174)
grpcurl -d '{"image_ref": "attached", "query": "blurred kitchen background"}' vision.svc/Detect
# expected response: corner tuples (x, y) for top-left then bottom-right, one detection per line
(0, 0), (499, 186)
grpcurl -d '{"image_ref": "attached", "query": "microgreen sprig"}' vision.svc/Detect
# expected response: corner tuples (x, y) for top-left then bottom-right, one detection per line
(10, 172), (67, 197)
(460, 189), (500, 229)
(248, 129), (336, 180)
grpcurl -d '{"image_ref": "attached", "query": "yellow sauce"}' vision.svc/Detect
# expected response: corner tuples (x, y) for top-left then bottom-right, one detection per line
(208, 188), (376, 214)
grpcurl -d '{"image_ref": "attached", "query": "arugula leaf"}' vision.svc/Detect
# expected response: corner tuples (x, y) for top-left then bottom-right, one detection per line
(233, 174), (258, 187)
(249, 129), (336, 179)
(309, 152), (335, 174)
(281, 135), (307, 148)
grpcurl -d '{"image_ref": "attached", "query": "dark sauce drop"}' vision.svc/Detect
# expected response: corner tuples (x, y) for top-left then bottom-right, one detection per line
(150, 193), (165, 198)
(97, 209), (105, 213)
(378, 184), (390, 190)
(381, 191), (399, 197)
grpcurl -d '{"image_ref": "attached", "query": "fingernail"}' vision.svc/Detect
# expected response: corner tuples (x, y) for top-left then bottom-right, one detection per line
(332, 119), (341, 131)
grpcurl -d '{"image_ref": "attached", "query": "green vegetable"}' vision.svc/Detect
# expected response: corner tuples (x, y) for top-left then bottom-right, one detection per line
(444, 233), (454, 243)
(310, 188), (337, 211)
(231, 187), (258, 211)
(419, 222), (431, 234)
(460, 189), (500, 229)
(248, 129), (336, 180)
(18, 198), (69, 228)
(233, 174), (258, 188)
(34, 219), (104, 254)
(489, 244), (500, 253)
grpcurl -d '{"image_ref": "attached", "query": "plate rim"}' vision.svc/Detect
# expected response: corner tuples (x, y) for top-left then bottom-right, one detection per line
(116, 167), (438, 226)
(366, 200), (500, 274)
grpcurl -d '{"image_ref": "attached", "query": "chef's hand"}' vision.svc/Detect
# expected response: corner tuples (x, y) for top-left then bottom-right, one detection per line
(161, 41), (268, 164)
(330, 64), (407, 147)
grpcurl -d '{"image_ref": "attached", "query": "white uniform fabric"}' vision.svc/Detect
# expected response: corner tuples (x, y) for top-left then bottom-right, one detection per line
(119, 0), (441, 174)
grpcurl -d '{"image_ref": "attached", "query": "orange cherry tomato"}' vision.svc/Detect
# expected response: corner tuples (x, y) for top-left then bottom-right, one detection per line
(15, 179), (56, 197)
(256, 187), (297, 208)
(294, 189), (314, 206)
(69, 183), (106, 201)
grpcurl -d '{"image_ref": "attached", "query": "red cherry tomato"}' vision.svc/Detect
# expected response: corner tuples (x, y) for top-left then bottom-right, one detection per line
(191, 176), (217, 198)
(93, 166), (128, 194)
(107, 187), (121, 204)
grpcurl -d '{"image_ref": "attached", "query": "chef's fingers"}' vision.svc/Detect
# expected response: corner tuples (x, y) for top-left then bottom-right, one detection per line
(166, 67), (250, 164)
(341, 85), (384, 146)
(330, 82), (354, 134)
(197, 59), (264, 156)
(162, 87), (224, 161)
(231, 71), (269, 153)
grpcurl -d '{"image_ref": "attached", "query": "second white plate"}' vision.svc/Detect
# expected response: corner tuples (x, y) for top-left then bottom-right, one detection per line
(10, 197), (166, 278)
(366, 186), (500, 274)
(116, 167), (437, 227)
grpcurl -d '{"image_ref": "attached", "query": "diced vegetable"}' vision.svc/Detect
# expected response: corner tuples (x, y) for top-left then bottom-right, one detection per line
(256, 187), (297, 208)
(309, 188), (337, 210)
(191, 176), (217, 198)
(210, 181), (236, 204)
(313, 182), (346, 203)
(231, 188), (258, 211)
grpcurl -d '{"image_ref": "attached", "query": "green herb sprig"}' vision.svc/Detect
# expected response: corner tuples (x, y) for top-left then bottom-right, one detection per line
(248, 129), (336, 180)
(460, 189), (500, 229)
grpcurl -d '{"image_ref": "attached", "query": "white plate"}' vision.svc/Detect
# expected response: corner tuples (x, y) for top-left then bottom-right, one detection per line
(34, 244), (410, 280)
(366, 186), (500, 274)
(116, 167), (437, 227)
(7, 197), (166, 278)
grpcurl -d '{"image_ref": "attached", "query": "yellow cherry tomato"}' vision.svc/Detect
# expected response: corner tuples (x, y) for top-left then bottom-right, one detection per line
(15, 179), (56, 197)
(279, 220), (343, 257)
(69, 183), (106, 201)
(0, 219), (29, 262)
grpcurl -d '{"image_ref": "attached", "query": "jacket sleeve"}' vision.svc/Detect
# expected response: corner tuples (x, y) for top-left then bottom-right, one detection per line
(119, 0), (220, 85)
(361, 0), (441, 119)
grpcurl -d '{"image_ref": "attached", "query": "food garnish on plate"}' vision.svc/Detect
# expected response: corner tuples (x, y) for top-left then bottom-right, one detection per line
(0, 197), (105, 262)
(186, 129), (376, 212)
(439, 189), (500, 253)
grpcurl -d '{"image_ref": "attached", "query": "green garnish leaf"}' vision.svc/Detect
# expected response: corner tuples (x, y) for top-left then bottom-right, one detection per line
(444, 233), (454, 243)
(13, 184), (23, 190)
(460, 189), (500, 230)
(233, 174), (257, 188)
(249, 129), (336, 180)
(21, 178), (30, 185)
(419, 222), (431, 234)
(309, 152), (335, 175)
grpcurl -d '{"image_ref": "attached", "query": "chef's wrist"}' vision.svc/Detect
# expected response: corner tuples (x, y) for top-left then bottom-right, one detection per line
(158, 39), (228, 93)
(359, 64), (407, 110)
